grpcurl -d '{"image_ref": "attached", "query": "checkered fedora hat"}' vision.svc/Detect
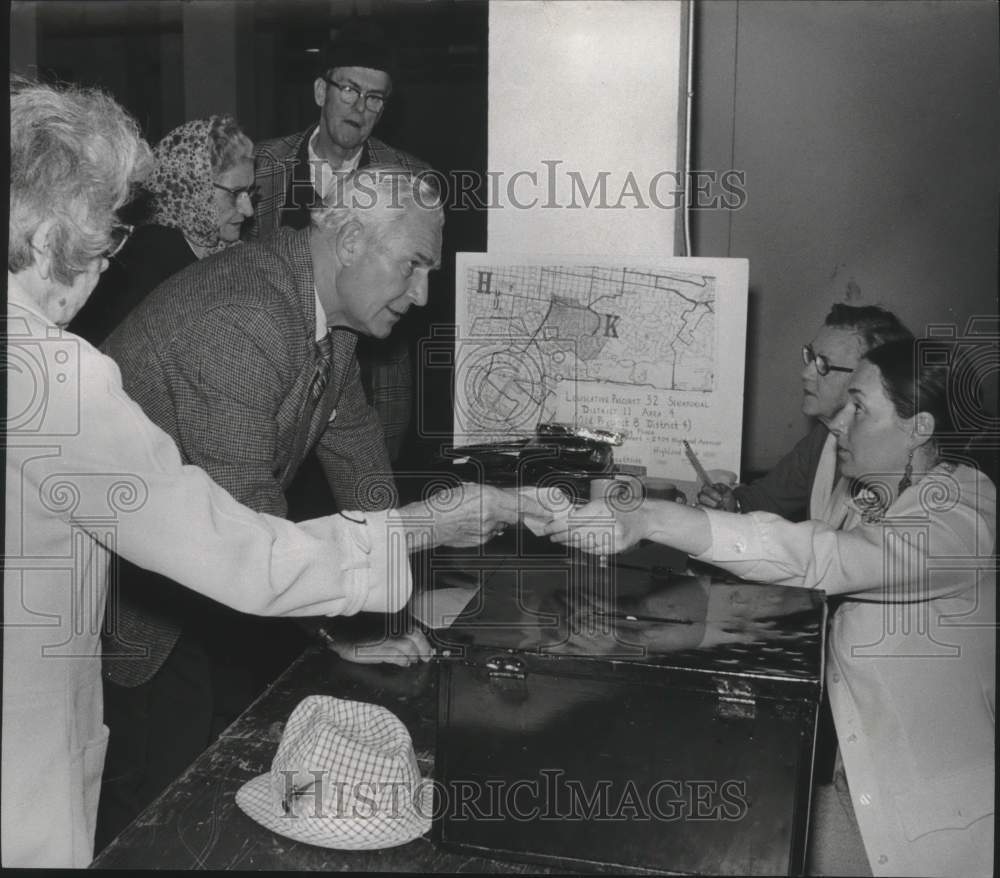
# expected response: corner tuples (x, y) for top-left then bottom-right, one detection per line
(235, 696), (432, 849)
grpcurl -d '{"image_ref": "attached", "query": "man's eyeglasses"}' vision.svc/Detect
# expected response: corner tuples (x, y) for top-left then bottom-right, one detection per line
(103, 223), (134, 260)
(802, 343), (853, 377)
(323, 77), (386, 113)
(213, 182), (260, 203)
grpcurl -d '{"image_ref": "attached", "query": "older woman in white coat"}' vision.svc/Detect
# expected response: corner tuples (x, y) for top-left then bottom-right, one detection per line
(3, 75), (522, 867)
(542, 337), (995, 878)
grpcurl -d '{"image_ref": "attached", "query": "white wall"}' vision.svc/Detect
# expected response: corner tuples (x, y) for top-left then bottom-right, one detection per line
(693, 1), (999, 471)
(9, 1), (38, 76)
(488, 0), (687, 257)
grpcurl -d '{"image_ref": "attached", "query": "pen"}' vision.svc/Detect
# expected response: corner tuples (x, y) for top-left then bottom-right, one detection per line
(592, 609), (695, 626)
(682, 439), (713, 490)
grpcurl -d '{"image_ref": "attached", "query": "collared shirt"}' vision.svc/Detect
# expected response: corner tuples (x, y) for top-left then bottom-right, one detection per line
(307, 128), (362, 204)
(694, 460), (996, 877)
(314, 289), (328, 342)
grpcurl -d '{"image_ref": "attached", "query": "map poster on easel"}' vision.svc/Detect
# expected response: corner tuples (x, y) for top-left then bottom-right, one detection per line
(452, 254), (749, 483)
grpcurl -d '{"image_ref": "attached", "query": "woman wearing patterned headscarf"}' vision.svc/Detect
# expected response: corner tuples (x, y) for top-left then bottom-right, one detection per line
(69, 115), (255, 344)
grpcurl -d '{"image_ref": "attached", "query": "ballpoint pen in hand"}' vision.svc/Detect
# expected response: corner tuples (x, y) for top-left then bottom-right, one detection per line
(682, 439), (713, 491)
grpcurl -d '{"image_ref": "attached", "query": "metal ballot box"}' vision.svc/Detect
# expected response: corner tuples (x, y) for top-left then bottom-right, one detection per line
(428, 536), (825, 876)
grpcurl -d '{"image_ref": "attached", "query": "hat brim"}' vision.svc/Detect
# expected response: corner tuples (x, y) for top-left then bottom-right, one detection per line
(235, 774), (431, 851)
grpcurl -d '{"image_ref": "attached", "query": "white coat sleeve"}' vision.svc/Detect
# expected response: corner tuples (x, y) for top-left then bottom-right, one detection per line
(24, 343), (412, 617)
(692, 468), (995, 601)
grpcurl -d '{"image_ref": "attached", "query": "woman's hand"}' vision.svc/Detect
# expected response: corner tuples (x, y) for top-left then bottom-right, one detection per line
(541, 496), (651, 556)
(697, 482), (740, 511)
(541, 490), (714, 558)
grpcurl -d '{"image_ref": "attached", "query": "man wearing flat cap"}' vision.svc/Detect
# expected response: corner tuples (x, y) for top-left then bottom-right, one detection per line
(246, 18), (429, 464)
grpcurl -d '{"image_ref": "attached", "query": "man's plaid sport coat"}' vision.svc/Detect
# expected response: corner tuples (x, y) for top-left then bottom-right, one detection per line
(244, 128), (433, 463)
(101, 228), (394, 686)
(244, 127), (431, 241)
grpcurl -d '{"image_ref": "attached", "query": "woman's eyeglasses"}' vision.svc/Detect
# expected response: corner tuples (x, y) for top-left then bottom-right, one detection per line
(103, 223), (134, 259)
(213, 182), (260, 204)
(802, 343), (853, 377)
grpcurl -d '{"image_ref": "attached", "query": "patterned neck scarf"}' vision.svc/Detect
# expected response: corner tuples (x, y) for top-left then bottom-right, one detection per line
(147, 117), (231, 255)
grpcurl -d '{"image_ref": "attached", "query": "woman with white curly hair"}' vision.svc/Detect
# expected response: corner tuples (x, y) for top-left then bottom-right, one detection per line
(4, 75), (521, 868)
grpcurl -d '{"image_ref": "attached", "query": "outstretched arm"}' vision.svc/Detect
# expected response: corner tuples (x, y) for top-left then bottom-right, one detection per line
(542, 495), (712, 557)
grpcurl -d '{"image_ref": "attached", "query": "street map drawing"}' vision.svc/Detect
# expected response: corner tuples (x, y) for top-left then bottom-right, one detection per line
(453, 255), (749, 482)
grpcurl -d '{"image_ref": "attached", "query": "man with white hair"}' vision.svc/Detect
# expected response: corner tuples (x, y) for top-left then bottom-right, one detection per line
(246, 17), (429, 463)
(99, 166), (445, 844)
(6, 76), (520, 868)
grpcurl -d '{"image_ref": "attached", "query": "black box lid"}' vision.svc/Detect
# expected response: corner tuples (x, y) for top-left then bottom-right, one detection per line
(420, 534), (824, 686)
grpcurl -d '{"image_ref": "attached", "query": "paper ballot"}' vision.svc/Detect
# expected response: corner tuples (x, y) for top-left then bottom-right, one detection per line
(410, 585), (481, 630)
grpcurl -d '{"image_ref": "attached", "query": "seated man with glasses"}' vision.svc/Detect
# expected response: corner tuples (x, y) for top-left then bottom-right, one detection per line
(246, 17), (430, 466)
(698, 303), (912, 520)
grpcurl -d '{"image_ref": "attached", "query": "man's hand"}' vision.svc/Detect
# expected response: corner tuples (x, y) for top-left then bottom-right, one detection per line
(403, 482), (523, 548)
(697, 482), (740, 512)
(327, 628), (434, 667)
(517, 484), (565, 536)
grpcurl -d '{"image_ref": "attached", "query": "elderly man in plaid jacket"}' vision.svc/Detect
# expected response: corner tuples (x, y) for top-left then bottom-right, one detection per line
(244, 19), (430, 464)
(97, 167), (445, 847)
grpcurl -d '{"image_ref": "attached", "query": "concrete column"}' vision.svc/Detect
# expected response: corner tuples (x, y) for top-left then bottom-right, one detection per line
(181, 0), (253, 127)
(488, 0), (687, 256)
(10, 1), (39, 77)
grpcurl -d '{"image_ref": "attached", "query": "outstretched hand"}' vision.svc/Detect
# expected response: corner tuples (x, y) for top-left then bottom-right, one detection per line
(541, 495), (650, 557)
(538, 484), (712, 558)
(327, 627), (434, 667)
(425, 482), (522, 548)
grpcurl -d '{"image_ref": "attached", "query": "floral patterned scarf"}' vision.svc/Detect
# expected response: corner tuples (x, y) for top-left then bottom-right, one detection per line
(147, 117), (230, 255)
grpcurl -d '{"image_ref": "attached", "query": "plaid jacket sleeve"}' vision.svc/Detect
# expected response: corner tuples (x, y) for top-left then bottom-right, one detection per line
(248, 130), (434, 241)
(315, 341), (397, 513)
(245, 130), (309, 241)
(355, 334), (412, 463)
(362, 136), (433, 176)
(164, 303), (300, 517)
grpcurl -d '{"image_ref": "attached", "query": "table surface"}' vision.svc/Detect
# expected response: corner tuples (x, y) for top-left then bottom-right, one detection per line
(91, 645), (561, 872)
(91, 534), (576, 872)
(91, 532), (821, 873)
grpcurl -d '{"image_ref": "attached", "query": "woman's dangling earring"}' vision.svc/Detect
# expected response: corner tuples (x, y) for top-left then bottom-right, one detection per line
(897, 448), (914, 495)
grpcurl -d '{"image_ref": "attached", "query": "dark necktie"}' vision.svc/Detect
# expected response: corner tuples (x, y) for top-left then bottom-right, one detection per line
(310, 331), (335, 407)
